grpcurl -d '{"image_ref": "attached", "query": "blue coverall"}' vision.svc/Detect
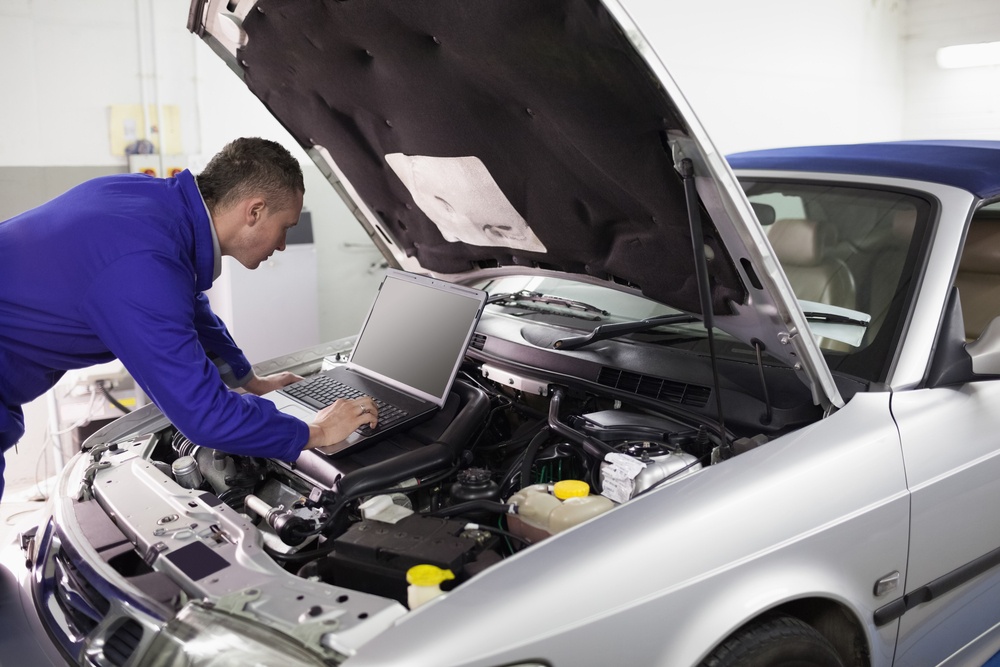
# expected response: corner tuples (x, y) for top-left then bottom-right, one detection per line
(0, 170), (308, 499)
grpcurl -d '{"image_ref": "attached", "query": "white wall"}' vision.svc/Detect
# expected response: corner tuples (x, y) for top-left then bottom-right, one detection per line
(903, 0), (1000, 140)
(628, 0), (907, 152)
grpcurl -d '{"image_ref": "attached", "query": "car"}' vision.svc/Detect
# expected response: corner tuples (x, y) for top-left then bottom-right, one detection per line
(10, 1), (1000, 665)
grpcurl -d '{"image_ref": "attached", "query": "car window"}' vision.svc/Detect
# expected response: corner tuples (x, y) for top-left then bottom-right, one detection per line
(742, 179), (931, 382)
(954, 202), (1000, 341)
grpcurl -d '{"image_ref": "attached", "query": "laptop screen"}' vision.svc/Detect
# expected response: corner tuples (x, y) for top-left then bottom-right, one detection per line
(347, 270), (485, 404)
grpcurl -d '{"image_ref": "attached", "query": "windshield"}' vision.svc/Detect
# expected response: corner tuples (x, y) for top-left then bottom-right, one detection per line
(743, 179), (931, 381)
(480, 181), (931, 385)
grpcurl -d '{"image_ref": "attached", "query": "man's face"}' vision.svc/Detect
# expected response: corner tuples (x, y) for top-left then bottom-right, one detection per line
(234, 191), (304, 270)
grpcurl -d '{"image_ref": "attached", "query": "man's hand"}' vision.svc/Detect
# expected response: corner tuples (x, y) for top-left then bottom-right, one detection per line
(305, 396), (379, 450)
(243, 372), (303, 396)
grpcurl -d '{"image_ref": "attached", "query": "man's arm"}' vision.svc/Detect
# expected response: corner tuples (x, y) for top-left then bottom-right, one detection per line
(191, 293), (303, 394)
(81, 254), (308, 459)
(82, 254), (378, 457)
(191, 292), (254, 387)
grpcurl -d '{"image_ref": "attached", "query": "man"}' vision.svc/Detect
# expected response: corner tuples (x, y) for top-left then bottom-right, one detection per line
(0, 137), (377, 499)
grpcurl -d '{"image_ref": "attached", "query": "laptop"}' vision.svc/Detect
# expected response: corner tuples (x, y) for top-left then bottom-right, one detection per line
(265, 269), (487, 456)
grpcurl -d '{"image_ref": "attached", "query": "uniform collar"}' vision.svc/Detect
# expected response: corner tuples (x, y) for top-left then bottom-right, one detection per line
(204, 199), (223, 281)
(176, 170), (218, 292)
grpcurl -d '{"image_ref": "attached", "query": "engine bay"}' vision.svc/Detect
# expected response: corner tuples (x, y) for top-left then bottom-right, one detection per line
(56, 339), (799, 659)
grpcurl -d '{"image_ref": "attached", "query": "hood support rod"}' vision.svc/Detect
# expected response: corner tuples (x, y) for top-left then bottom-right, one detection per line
(679, 158), (729, 453)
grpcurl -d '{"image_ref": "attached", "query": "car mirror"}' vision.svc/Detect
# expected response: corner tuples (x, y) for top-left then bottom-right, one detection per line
(750, 202), (776, 226)
(967, 317), (1000, 374)
(928, 287), (1000, 387)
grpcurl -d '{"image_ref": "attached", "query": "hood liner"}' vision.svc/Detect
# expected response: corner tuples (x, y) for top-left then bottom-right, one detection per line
(238, 0), (745, 315)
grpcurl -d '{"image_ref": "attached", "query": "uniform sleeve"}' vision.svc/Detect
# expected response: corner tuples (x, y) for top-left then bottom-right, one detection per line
(192, 292), (253, 388)
(80, 253), (309, 460)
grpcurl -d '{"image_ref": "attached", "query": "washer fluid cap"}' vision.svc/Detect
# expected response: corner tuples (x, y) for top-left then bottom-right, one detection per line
(407, 564), (455, 587)
(553, 480), (590, 500)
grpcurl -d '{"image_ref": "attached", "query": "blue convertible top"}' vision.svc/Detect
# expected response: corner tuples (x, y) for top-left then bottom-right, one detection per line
(727, 140), (1000, 200)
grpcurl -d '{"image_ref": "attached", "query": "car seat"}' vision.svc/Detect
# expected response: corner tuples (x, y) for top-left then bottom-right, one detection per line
(956, 210), (1000, 341)
(768, 218), (857, 351)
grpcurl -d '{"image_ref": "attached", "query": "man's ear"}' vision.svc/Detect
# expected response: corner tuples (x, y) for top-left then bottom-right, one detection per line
(246, 198), (266, 226)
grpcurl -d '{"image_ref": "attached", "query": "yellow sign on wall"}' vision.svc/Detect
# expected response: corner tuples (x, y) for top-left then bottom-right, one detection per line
(109, 104), (182, 156)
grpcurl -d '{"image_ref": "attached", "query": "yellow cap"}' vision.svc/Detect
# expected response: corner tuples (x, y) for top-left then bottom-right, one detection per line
(553, 480), (590, 500)
(406, 564), (455, 587)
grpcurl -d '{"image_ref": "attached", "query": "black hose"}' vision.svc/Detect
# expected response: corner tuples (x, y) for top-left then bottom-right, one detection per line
(546, 388), (617, 459)
(519, 427), (551, 489)
(96, 380), (132, 414)
(427, 500), (511, 518)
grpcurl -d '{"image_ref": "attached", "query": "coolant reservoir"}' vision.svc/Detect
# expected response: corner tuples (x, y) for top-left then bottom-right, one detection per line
(506, 480), (615, 543)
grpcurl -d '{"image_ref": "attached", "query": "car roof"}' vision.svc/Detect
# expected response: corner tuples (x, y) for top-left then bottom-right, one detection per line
(727, 140), (1000, 200)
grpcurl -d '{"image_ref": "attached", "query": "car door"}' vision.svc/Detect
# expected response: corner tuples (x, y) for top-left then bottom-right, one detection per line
(890, 383), (1000, 666)
(889, 206), (1000, 665)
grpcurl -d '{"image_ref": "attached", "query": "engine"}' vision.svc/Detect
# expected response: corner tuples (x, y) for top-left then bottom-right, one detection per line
(91, 362), (716, 609)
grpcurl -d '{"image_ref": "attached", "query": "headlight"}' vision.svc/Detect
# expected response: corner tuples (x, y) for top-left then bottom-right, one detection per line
(142, 602), (336, 667)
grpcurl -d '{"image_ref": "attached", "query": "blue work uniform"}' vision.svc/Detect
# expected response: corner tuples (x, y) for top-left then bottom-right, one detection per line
(0, 170), (309, 499)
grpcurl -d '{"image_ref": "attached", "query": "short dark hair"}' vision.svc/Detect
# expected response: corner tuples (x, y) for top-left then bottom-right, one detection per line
(197, 137), (304, 213)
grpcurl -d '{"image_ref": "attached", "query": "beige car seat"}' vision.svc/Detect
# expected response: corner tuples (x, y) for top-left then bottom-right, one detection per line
(768, 218), (856, 351)
(956, 213), (1000, 341)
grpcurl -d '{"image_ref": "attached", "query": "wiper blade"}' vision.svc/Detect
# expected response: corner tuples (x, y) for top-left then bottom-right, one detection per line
(553, 313), (699, 351)
(487, 290), (610, 316)
(802, 311), (870, 328)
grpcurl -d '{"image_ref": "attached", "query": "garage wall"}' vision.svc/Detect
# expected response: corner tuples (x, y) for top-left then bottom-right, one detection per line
(627, 0), (907, 152)
(903, 0), (1000, 140)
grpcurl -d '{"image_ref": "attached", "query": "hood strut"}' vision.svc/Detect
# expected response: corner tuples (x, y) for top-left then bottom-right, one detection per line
(680, 158), (729, 453)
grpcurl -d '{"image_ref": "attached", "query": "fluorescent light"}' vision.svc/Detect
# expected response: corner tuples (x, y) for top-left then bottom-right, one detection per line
(937, 41), (1000, 69)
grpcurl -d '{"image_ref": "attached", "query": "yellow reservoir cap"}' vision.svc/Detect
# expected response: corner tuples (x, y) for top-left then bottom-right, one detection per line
(553, 480), (590, 500)
(406, 564), (455, 587)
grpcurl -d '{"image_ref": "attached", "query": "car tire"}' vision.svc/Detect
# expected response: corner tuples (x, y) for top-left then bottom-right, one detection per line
(701, 615), (846, 667)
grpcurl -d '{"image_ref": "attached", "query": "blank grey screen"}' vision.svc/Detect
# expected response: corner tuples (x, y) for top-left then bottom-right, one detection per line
(349, 277), (482, 399)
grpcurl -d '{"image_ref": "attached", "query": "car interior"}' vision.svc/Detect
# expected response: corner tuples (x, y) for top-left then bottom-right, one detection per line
(956, 205), (1000, 341)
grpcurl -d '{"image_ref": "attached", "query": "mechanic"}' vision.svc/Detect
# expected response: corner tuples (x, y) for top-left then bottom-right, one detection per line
(0, 137), (377, 500)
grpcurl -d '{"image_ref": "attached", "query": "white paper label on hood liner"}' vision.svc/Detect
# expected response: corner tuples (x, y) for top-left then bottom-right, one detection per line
(386, 153), (547, 253)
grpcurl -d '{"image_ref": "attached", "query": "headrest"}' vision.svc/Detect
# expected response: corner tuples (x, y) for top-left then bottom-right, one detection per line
(852, 207), (916, 252)
(960, 216), (1000, 274)
(768, 218), (836, 267)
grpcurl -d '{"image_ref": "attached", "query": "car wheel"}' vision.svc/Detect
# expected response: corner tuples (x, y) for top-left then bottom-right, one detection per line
(701, 615), (846, 667)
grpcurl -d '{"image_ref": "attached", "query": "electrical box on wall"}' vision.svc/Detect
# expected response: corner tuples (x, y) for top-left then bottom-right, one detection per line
(128, 154), (188, 178)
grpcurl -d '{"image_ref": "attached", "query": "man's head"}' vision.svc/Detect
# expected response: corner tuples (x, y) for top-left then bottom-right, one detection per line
(199, 137), (305, 269)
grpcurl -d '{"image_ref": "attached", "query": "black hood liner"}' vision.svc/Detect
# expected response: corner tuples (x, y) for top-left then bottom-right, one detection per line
(238, 0), (744, 313)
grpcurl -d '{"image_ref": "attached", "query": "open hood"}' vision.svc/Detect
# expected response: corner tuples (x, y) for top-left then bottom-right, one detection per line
(188, 0), (842, 410)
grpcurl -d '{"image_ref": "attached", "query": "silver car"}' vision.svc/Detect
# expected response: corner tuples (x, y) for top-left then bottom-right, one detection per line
(10, 1), (1000, 665)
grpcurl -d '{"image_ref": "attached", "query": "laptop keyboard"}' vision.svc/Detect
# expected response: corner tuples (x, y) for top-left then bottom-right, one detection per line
(281, 374), (409, 431)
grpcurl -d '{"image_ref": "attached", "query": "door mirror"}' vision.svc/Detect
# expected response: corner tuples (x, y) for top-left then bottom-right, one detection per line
(928, 287), (1000, 387)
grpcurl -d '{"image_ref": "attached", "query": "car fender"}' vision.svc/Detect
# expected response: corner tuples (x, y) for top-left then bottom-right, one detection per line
(347, 391), (910, 666)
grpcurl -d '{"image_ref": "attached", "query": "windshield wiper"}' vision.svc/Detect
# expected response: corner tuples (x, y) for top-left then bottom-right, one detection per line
(802, 311), (870, 328)
(553, 313), (699, 350)
(487, 290), (610, 318)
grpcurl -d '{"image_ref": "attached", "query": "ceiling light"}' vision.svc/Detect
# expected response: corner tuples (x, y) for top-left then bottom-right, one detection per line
(937, 41), (1000, 69)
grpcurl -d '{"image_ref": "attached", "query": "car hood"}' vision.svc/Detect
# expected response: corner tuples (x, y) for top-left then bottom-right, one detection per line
(188, 0), (842, 410)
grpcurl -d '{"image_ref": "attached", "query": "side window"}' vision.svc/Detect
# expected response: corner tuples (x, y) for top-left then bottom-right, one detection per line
(955, 203), (1000, 341)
